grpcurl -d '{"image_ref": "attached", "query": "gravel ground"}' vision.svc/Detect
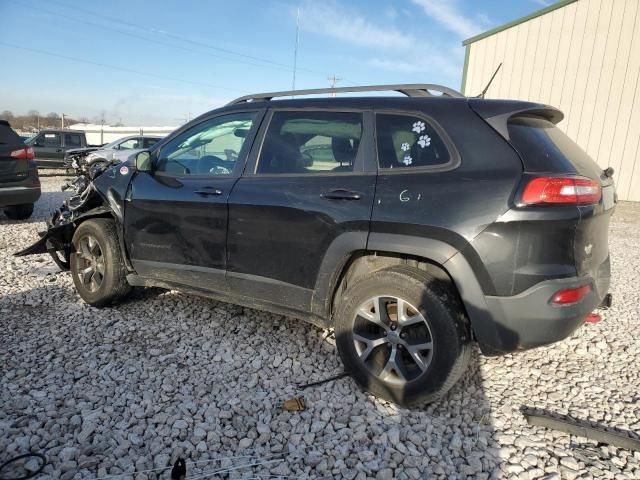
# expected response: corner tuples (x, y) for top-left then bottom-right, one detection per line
(1, 174), (639, 480)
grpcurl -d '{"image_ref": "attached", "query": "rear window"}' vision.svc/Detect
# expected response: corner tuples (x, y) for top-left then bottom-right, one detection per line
(0, 122), (22, 145)
(144, 138), (160, 148)
(376, 114), (450, 169)
(507, 116), (602, 178)
(64, 133), (82, 147)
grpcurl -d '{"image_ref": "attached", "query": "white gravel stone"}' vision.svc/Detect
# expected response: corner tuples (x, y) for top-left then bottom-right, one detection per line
(1, 176), (639, 479)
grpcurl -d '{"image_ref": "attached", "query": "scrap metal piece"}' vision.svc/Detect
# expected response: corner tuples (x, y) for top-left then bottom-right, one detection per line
(298, 371), (349, 390)
(282, 397), (306, 412)
(170, 458), (186, 480)
(521, 406), (640, 452)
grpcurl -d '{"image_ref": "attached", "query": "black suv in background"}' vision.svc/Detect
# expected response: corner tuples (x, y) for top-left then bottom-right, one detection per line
(18, 84), (615, 407)
(0, 120), (41, 219)
(26, 129), (88, 167)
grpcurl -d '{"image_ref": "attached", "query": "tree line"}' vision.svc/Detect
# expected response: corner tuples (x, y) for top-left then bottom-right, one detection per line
(0, 110), (89, 131)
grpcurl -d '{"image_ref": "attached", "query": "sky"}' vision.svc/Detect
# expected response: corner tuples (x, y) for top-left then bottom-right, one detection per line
(0, 0), (554, 126)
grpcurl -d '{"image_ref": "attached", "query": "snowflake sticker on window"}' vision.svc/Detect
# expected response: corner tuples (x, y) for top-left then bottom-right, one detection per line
(417, 134), (431, 148)
(400, 142), (411, 152)
(412, 121), (425, 134)
(402, 155), (413, 166)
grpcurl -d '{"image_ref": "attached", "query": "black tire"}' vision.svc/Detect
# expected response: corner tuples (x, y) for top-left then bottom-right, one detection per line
(335, 265), (471, 407)
(4, 203), (34, 220)
(70, 218), (131, 307)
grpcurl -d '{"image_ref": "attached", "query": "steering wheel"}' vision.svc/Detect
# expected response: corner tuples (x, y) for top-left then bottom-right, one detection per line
(198, 155), (232, 175)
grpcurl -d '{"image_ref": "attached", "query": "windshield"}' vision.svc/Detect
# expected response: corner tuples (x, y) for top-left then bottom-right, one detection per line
(101, 138), (127, 149)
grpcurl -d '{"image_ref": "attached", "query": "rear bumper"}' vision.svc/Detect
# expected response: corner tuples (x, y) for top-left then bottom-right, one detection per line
(480, 259), (610, 354)
(0, 185), (41, 207)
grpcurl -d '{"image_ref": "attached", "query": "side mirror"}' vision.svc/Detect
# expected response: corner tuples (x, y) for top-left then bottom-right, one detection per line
(135, 151), (152, 171)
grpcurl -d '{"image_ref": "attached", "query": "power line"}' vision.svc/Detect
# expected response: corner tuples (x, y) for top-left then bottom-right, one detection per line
(42, 0), (346, 80)
(10, 0), (301, 75)
(0, 42), (244, 93)
(47, 0), (364, 86)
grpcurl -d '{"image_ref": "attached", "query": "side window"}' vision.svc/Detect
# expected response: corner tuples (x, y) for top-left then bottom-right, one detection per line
(257, 111), (362, 174)
(376, 114), (450, 169)
(64, 133), (82, 147)
(156, 112), (256, 176)
(36, 133), (61, 147)
(144, 137), (159, 148)
(118, 138), (141, 150)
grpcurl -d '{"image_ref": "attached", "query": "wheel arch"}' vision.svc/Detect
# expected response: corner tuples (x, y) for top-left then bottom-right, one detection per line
(313, 232), (504, 355)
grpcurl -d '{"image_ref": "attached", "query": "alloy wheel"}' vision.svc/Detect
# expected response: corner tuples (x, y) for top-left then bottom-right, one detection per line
(75, 234), (105, 292)
(352, 296), (434, 385)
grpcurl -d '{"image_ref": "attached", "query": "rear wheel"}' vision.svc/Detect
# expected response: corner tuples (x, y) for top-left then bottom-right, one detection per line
(4, 203), (34, 220)
(335, 265), (470, 407)
(70, 218), (131, 307)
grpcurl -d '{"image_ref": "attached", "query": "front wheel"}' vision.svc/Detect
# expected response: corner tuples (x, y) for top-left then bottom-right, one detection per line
(70, 218), (131, 307)
(335, 266), (471, 407)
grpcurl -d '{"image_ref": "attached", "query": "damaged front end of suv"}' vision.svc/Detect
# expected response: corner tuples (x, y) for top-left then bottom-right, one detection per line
(14, 152), (138, 270)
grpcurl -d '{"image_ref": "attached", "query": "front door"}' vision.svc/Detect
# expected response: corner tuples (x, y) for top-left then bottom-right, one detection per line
(124, 111), (262, 290)
(227, 109), (376, 314)
(32, 132), (64, 166)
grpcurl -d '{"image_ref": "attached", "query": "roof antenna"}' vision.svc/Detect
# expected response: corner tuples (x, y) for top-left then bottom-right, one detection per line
(476, 63), (502, 98)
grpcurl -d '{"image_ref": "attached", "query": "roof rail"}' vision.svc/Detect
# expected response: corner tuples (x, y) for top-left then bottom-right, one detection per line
(227, 83), (464, 105)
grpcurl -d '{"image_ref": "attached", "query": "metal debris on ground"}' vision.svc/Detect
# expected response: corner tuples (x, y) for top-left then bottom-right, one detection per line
(521, 406), (640, 452)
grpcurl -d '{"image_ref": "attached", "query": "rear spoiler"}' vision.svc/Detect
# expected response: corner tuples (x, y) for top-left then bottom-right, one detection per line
(468, 99), (563, 140)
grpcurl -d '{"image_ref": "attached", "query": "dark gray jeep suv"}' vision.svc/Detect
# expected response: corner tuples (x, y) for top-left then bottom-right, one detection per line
(17, 84), (614, 407)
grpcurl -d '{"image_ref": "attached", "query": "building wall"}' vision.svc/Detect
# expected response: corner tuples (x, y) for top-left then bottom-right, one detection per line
(463, 0), (640, 201)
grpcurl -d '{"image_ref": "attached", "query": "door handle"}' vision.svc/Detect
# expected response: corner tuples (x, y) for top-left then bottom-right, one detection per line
(194, 187), (223, 196)
(320, 189), (362, 200)
(56, 149), (63, 152)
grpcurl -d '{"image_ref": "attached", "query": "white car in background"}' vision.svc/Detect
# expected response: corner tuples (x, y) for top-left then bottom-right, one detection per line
(65, 135), (163, 167)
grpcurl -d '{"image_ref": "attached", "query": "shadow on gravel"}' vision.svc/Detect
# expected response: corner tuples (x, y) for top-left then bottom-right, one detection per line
(0, 190), (71, 227)
(0, 278), (505, 478)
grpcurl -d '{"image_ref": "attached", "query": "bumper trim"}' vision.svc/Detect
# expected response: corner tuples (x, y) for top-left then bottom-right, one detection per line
(0, 185), (41, 207)
(482, 274), (609, 353)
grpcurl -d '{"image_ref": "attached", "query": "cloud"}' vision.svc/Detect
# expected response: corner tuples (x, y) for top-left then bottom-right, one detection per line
(367, 49), (462, 80)
(531, 0), (552, 6)
(411, 0), (485, 39)
(300, 1), (415, 49)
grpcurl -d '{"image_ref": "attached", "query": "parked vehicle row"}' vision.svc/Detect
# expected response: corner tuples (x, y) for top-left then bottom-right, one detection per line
(23, 130), (162, 168)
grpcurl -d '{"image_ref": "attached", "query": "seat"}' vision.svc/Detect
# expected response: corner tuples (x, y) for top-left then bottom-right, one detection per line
(331, 137), (358, 172)
(258, 133), (307, 173)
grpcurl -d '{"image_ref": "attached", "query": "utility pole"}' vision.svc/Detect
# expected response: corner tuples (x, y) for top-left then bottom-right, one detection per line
(292, 6), (300, 92)
(61, 113), (65, 129)
(328, 75), (342, 97)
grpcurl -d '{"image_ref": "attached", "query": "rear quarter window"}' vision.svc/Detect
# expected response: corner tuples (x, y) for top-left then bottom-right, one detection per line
(376, 113), (451, 170)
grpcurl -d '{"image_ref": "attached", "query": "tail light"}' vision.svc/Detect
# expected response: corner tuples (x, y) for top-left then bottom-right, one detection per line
(520, 176), (601, 205)
(551, 285), (591, 305)
(10, 147), (35, 160)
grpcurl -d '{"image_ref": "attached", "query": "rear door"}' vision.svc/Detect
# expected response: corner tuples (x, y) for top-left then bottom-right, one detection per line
(124, 110), (262, 291)
(63, 132), (83, 151)
(227, 109), (376, 314)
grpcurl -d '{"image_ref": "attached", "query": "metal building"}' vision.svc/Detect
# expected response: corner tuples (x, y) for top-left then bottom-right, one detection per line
(461, 0), (640, 201)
